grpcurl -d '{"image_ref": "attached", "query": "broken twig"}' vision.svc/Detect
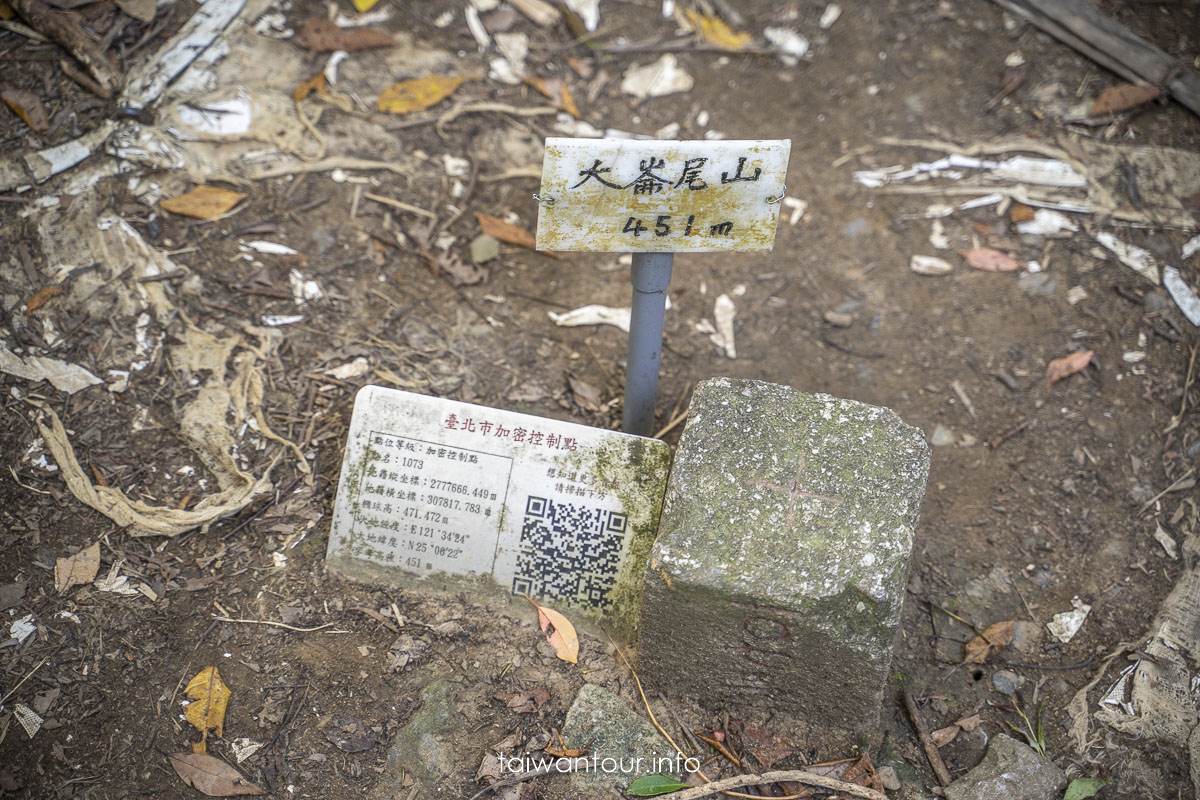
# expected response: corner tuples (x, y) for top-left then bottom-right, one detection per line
(10, 0), (120, 97)
(904, 691), (952, 786)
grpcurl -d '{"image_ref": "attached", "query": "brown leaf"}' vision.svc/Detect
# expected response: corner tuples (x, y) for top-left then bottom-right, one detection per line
(840, 753), (884, 791)
(960, 247), (1023, 272)
(25, 286), (63, 314)
(567, 374), (602, 411)
(963, 620), (1014, 664)
(524, 77), (579, 118)
(1009, 203), (1036, 223)
(476, 212), (537, 249)
(955, 713), (982, 732)
(115, 0), (155, 21)
(527, 596), (578, 663)
(168, 753), (264, 796)
(293, 72), (328, 101)
(1046, 350), (1093, 390)
(495, 686), (551, 713)
(55, 541), (100, 593)
(1089, 83), (1160, 117)
(161, 186), (246, 220)
(293, 18), (396, 51)
(377, 75), (467, 114)
(931, 724), (960, 747)
(2, 88), (49, 132)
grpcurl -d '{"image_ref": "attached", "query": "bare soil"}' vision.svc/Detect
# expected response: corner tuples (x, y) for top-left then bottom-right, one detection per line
(2, 0), (1200, 798)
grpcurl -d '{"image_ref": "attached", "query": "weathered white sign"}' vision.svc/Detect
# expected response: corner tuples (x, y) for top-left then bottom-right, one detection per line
(326, 386), (671, 631)
(535, 138), (791, 253)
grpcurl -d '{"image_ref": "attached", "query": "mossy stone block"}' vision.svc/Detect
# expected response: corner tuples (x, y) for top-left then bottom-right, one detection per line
(637, 378), (930, 737)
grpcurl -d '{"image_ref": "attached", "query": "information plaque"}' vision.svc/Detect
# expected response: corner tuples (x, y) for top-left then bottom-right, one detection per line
(326, 386), (671, 630)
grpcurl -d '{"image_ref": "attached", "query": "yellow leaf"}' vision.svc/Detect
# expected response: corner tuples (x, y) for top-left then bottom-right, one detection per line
(685, 10), (752, 51)
(377, 75), (468, 114)
(184, 666), (231, 752)
(161, 186), (247, 220)
(353, 0), (379, 11)
(527, 596), (579, 664)
(0, 0), (13, 20)
(293, 72), (328, 101)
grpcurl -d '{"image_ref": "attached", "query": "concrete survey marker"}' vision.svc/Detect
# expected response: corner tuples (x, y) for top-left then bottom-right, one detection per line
(637, 378), (931, 739)
(326, 386), (671, 632)
(535, 138), (791, 253)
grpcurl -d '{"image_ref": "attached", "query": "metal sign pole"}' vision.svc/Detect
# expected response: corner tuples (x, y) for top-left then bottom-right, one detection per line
(622, 251), (674, 437)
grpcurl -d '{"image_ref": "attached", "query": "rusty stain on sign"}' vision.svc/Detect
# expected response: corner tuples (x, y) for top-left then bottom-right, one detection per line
(535, 138), (792, 253)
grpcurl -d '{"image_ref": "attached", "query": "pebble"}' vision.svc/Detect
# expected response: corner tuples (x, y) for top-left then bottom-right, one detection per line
(470, 234), (500, 264)
(824, 310), (853, 327)
(842, 218), (870, 238)
(930, 424), (955, 447)
(877, 766), (901, 791)
(992, 669), (1025, 696)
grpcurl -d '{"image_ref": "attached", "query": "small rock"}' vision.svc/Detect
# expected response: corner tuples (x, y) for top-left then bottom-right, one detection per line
(991, 669), (1025, 696)
(945, 734), (1067, 800)
(1010, 620), (1042, 654)
(930, 424), (955, 447)
(842, 218), (870, 239)
(562, 684), (683, 794)
(824, 310), (853, 327)
(877, 765), (901, 791)
(470, 234), (500, 264)
(1017, 272), (1057, 297)
(911, 254), (953, 275)
(1144, 289), (1169, 312)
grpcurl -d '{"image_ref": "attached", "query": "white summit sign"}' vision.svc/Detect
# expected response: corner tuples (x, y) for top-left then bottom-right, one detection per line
(535, 138), (791, 253)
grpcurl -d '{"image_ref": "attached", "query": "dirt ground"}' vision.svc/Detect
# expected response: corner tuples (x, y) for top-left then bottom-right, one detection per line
(3, 0), (1200, 798)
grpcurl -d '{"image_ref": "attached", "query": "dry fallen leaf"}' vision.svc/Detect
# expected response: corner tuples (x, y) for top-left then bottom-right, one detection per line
(1009, 203), (1036, 223)
(960, 247), (1023, 272)
(1089, 83), (1160, 117)
(476, 212), (536, 249)
(0, 0), (13, 19)
(527, 596), (578, 663)
(293, 18), (396, 51)
(377, 75), (468, 114)
(115, 0), (155, 22)
(495, 686), (550, 713)
(955, 713), (982, 732)
(685, 9), (752, 50)
(567, 374), (602, 411)
(161, 186), (247, 220)
(55, 541), (100, 594)
(963, 620), (1014, 664)
(25, 286), (63, 315)
(185, 667), (231, 754)
(525, 77), (579, 118)
(931, 724), (960, 748)
(1046, 350), (1094, 390)
(168, 753), (264, 796)
(2, 88), (49, 133)
(293, 72), (328, 101)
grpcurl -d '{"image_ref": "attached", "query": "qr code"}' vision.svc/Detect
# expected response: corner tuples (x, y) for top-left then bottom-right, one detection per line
(512, 496), (627, 610)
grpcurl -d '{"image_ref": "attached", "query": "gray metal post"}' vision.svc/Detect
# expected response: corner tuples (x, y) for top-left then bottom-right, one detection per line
(622, 252), (674, 436)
